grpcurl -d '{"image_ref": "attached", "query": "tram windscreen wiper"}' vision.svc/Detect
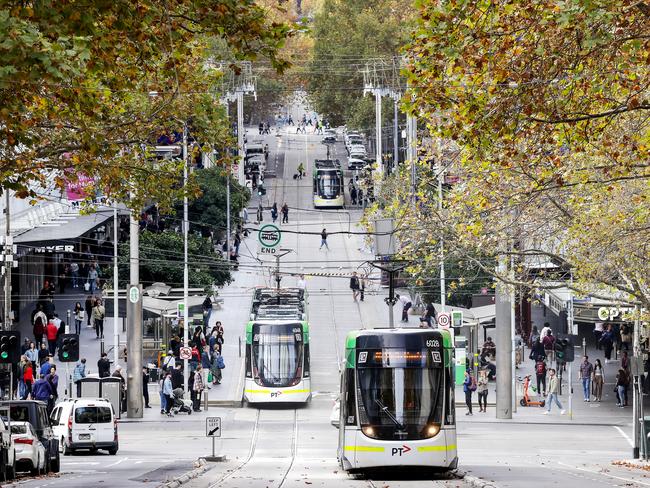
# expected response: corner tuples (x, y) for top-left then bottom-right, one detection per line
(374, 398), (405, 431)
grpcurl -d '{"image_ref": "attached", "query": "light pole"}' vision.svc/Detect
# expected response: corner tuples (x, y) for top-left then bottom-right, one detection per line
(182, 124), (190, 395)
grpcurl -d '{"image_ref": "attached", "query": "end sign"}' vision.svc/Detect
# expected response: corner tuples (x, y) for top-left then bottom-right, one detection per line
(258, 224), (281, 254)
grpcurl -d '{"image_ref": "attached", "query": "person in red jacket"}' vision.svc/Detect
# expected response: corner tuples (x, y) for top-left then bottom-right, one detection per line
(22, 363), (34, 399)
(46, 320), (58, 356)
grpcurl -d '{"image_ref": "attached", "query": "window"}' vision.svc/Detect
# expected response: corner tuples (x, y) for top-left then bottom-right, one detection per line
(75, 406), (112, 424)
(51, 407), (61, 426)
(9, 406), (29, 423)
(10, 424), (27, 435)
(344, 369), (356, 426)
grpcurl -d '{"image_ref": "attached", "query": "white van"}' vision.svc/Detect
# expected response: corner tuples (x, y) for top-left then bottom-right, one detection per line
(50, 399), (118, 455)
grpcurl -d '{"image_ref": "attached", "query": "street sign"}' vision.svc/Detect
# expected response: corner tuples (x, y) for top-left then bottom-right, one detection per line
(179, 347), (192, 360)
(206, 417), (221, 437)
(128, 286), (140, 304)
(258, 224), (281, 249)
(451, 311), (463, 328)
(177, 302), (185, 318)
(437, 313), (451, 328)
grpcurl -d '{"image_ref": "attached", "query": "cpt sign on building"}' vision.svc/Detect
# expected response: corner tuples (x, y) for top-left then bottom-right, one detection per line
(258, 224), (281, 254)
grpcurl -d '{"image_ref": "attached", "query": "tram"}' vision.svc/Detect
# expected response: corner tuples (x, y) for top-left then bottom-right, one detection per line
(313, 159), (344, 208)
(332, 328), (457, 472)
(243, 288), (311, 404)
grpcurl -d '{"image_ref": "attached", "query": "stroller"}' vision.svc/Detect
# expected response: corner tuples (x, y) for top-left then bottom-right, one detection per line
(171, 388), (193, 415)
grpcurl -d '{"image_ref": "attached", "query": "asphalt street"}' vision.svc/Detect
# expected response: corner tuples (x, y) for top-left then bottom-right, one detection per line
(6, 122), (649, 488)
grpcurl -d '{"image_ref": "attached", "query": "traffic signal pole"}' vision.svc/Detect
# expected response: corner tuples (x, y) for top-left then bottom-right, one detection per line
(4, 190), (11, 331)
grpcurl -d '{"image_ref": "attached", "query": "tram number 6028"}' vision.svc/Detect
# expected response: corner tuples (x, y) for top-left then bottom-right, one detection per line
(426, 339), (440, 348)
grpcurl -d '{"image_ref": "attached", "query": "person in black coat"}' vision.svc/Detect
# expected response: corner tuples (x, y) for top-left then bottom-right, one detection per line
(171, 363), (183, 390)
(142, 367), (151, 408)
(97, 352), (111, 378)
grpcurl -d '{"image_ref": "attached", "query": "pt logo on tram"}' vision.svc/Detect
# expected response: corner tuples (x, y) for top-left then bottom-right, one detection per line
(391, 445), (412, 456)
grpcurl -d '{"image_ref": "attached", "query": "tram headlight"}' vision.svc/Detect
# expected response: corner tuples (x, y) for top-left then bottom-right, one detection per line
(361, 426), (376, 438)
(424, 423), (440, 438)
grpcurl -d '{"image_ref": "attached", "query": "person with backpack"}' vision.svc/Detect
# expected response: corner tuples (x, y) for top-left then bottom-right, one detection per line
(477, 369), (489, 413)
(535, 358), (547, 397)
(463, 369), (476, 415)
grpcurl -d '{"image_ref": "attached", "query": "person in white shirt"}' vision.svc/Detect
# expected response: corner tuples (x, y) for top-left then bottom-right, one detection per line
(51, 313), (62, 330)
(540, 322), (552, 340)
(297, 274), (306, 290)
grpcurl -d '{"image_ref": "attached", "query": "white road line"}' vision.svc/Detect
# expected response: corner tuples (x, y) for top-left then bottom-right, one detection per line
(558, 461), (650, 486)
(62, 462), (101, 465)
(105, 456), (128, 468)
(614, 426), (634, 447)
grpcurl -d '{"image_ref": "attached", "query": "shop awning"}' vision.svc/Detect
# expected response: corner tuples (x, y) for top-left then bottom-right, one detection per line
(14, 211), (113, 247)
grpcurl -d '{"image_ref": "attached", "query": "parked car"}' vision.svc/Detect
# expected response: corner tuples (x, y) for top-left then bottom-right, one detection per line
(348, 157), (368, 170)
(0, 416), (16, 481)
(11, 422), (46, 475)
(51, 398), (118, 455)
(349, 145), (367, 158)
(321, 134), (337, 144)
(0, 400), (60, 473)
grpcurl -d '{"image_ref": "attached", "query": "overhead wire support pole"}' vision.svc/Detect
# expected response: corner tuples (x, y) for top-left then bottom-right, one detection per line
(113, 205), (119, 367)
(183, 123), (190, 396)
(3, 190), (11, 331)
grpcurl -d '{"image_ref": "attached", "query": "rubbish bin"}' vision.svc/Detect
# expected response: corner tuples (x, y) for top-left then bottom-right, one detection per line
(100, 377), (123, 419)
(78, 377), (101, 399)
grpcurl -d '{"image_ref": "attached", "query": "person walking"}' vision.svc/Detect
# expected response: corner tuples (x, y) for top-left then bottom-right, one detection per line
(46, 365), (59, 414)
(542, 329), (556, 365)
(616, 368), (628, 407)
(17, 356), (28, 400)
(257, 202), (264, 223)
(397, 294), (412, 322)
(32, 374), (53, 405)
(72, 359), (87, 397)
(22, 362), (34, 400)
(544, 368), (565, 415)
(592, 358), (604, 402)
(211, 345), (224, 385)
(349, 272), (360, 301)
(600, 325), (615, 363)
(73, 302), (84, 336)
(359, 275), (366, 302)
(535, 357), (547, 397)
(271, 203), (278, 223)
(578, 355), (594, 402)
(297, 163), (305, 179)
(112, 365), (127, 413)
(142, 367), (151, 408)
(281, 203), (289, 224)
(529, 325), (540, 349)
(201, 346), (211, 390)
(477, 369), (489, 412)
(297, 274), (307, 290)
(193, 364), (205, 412)
(529, 337), (546, 362)
(423, 303), (436, 328)
(46, 320), (58, 356)
(87, 264), (99, 293)
(97, 352), (111, 378)
(38, 344), (48, 367)
(350, 186), (357, 206)
(25, 342), (38, 374)
(162, 372), (174, 416)
(319, 228), (329, 250)
(92, 298), (105, 339)
(463, 369), (475, 415)
(33, 316), (45, 349)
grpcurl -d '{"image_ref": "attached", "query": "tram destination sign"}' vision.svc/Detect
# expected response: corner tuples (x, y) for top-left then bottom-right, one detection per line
(258, 224), (282, 253)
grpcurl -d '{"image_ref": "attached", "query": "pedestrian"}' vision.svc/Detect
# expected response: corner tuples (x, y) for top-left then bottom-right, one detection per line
(593, 322), (604, 349)
(423, 303), (436, 327)
(40, 355), (53, 376)
(463, 369), (475, 415)
(70, 261), (79, 288)
(73, 302), (84, 336)
(535, 357), (547, 397)
(540, 322), (552, 340)
(87, 264), (99, 293)
(481, 337), (496, 360)
(210, 345), (223, 385)
(32, 374), (53, 405)
(163, 372), (174, 417)
(17, 355), (28, 400)
(234, 232), (241, 256)
(359, 275), (366, 301)
(542, 329), (556, 365)
(297, 163), (305, 179)
(600, 325), (615, 363)
(544, 368), (565, 415)
(97, 352), (111, 378)
(271, 203), (278, 223)
(112, 365), (126, 412)
(297, 274), (307, 290)
(38, 343), (49, 367)
(25, 342), (38, 373)
(51, 312), (62, 330)
(477, 369), (489, 412)
(281, 203), (289, 223)
(85, 295), (94, 327)
(397, 294), (412, 322)
(621, 350), (631, 377)
(46, 365), (59, 414)
(201, 346), (211, 389)
(43, 296), (55, 320)
(22, 362), (34, 400)
(357, 188), (364, 207)
(257, 202), (263, 223)
(21, 338), (30, 355)
(92, 298), (105, 339)
(142, 367), (151, 408)
(33, 316), (45, 349)
(162, 350), (176, 372)
(529, 337), (546, 362)
(72, 359), (87, 397)
(350, 186), (357, 205)
(320, 228), (329, 250)
(46, 320), (58, 356)
(616, 368), (628, 407)
(592, 358), (604, 402)
(171, 363), (184, 390)
(350, 272), (360, 301)
(529, 325), (540, 348)
(258, 122), (264, 135)
(620, 325), (632, 352)
(193, 364), (205, 412)
(577, 355), (594, 402)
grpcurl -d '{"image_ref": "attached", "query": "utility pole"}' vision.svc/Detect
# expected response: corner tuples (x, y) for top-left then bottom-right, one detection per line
(113, 206), (119, 367)
(226, 174), (231, 261)
(374, 90), (382, 175)
(406, 114), (417, 207)
(182, 125), (190, 395)
(437, 164), (445, 312)
(236, 91), (245, 186)
(633, 304), (641, 458)
(393, 99), (399, 174)
(495, 257), (513, 419)
(126, 205), (143, 418)
(567, 274), (574, 420)
(3, 191), (11, 330)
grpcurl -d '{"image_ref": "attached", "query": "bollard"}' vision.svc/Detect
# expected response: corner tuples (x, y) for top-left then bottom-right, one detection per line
(204, 389), (209, 411)
(66, 310), (71, 334)
(582, 337), (586, 357)
(239, 336), (242, 358)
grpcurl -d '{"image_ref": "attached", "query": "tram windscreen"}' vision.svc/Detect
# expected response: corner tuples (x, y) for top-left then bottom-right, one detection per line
(317, 172), (341, 198)
(356, 349), (444, 440)
(252, 323), (304, 387)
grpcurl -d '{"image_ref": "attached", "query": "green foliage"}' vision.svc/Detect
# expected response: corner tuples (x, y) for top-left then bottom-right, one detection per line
(306, 0), (413, 127)
(115, 230), (231, 289)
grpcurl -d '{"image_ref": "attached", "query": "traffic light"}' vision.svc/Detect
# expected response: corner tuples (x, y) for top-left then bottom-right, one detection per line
(0, 331), (20, 364)
(257, 185), (266, 196)
(554, 337), (575, 363)
(58, 334), (79, 362)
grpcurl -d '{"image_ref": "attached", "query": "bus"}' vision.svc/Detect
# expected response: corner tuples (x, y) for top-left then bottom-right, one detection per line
(332, 328), (457, 472)
(243, 288), (311, 404)
(313, 159), (344, 208)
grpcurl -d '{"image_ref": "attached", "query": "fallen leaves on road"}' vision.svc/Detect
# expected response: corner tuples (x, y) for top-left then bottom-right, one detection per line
(612, 460), (650, 471)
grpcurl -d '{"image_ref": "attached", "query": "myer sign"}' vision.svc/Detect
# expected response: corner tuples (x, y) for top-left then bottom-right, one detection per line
(258, 224), (281, 254)
(34, 245), (74, 254)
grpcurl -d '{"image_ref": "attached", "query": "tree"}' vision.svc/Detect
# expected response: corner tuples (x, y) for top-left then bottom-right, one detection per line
(395, 1), (649, 311)
(113, 230), (231, 289)
(0, 1), (292, 210)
